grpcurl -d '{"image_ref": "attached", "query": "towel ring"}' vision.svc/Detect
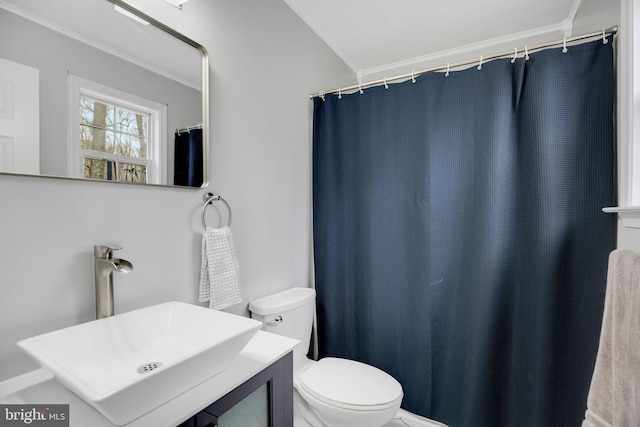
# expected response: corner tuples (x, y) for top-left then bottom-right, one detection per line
(201, 193), (232, 229)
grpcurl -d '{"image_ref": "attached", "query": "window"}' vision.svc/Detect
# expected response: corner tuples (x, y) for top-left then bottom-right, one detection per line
(69, 76), (167, 184)
(601, 0), (640, 228)
(615, 0), (640, 206)
(80, 96), (149, 182)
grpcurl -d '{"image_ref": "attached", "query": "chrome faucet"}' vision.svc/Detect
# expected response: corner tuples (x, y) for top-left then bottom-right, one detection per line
(94, 245), (133, 319)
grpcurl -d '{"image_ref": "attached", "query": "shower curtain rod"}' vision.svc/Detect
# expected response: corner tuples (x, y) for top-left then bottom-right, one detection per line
(176, 123), (202, 134)
(309, 26), (618, 99)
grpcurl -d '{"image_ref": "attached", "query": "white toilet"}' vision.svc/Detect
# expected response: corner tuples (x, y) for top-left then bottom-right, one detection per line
(248, 287), (404, 427)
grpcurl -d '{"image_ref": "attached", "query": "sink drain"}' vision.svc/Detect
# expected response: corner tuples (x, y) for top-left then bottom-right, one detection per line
(137, 361), (163, 374)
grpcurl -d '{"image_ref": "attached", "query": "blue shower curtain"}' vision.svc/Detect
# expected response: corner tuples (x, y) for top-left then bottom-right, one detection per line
(174, 128), (204, 187)
(312, 40), (616, 426)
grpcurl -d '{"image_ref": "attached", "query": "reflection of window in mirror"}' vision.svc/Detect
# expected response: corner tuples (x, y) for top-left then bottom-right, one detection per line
(68, 75), (167, 184)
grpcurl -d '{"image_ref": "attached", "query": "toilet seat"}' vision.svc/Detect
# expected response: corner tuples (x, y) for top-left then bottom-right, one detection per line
(298, 357), (403, 411)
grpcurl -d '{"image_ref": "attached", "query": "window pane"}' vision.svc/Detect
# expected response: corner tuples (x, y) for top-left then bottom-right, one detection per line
(118, 163), (146, 183)
(80, 125), (115, 153)
(115, 107), (148, 139)
(84, 158), (116, 181)
(80, 97), (114, 129)
(78, 94), (153, 183)
(116, 134), (147, 158)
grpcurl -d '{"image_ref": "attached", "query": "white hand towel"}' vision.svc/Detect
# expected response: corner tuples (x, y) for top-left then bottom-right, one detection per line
(582, 249), (640, 427)
(199, 226), (241, 310)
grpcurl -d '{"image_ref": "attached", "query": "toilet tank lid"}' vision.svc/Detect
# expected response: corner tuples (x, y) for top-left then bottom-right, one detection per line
(248, 287), (316, 315)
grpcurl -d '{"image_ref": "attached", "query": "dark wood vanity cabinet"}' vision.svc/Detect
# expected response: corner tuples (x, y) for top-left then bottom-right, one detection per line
(177, 352), (293, 427)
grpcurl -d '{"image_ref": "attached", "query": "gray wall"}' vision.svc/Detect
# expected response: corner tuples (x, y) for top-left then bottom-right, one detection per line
(0, 0), (353, 381)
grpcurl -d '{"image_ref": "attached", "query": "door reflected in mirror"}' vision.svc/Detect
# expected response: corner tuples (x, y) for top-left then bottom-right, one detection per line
(0, 0), (208, 188)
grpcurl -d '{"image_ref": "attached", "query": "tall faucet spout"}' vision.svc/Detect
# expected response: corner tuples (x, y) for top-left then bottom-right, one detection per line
(94, 246), (133, 319)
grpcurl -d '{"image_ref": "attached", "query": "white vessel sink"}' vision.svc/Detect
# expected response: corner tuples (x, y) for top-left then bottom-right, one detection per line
(17, 301), (262, 426)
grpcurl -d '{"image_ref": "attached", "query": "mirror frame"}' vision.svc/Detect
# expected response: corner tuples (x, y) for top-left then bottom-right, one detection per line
(0, 0), (209, 188)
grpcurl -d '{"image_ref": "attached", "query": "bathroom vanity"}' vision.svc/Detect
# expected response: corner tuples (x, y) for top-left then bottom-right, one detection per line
(0, 331), (297, 427)
(179, 349), (292, 427)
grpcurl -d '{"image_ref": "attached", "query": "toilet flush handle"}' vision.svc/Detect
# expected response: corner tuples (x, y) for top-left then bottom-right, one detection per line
(266, 315), (283, 325)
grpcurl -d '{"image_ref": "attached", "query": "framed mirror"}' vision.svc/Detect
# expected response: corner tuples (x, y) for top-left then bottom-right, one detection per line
(0, 0), (209, 187)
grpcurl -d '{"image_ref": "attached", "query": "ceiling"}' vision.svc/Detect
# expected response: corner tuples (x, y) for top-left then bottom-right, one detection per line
(2, 0), (596, 87)
(0, 0), (202, 89)
(282, 0), (581, 77)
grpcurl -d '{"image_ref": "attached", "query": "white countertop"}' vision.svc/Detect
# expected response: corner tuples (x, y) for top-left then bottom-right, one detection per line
(0, 331), (298, 427)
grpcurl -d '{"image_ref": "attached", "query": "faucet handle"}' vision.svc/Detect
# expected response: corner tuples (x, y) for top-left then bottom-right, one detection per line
(94, 245), (123, 259)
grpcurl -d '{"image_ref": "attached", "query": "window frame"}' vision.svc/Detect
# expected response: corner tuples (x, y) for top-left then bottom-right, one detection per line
(617, 0), (639, 207)
(68, 75), (167, 185)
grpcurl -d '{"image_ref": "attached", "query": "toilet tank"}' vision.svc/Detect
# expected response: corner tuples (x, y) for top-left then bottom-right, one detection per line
(248, 287), (315, 363)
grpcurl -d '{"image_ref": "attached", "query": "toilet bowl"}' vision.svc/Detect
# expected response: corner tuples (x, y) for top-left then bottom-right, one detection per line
(295, 357), (403, 427)
(248, 287), (403, 427)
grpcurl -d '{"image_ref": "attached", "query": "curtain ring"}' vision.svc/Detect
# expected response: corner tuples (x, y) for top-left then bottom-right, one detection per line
(602, 28), (608, 44)
(511, 48), (518, 64)
(562, 37), (568, 54)
(445, 63), (450, 77)
(477, 55), (483, 71)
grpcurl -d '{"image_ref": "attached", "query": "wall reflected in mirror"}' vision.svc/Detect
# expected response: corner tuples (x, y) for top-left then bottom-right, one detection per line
(0, 0), (208, 187)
